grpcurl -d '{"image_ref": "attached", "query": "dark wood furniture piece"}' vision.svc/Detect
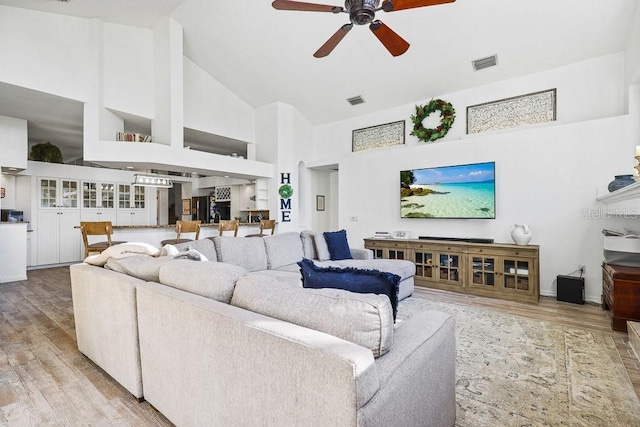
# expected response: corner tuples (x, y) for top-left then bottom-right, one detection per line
(364, 238), (539, 304)
(602, 263), (640, 332)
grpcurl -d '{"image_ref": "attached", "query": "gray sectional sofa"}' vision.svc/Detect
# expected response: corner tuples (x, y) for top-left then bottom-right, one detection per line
(70, 231), (456, 426)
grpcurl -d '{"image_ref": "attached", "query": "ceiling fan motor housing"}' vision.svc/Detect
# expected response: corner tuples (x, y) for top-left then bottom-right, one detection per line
(346, 0), (380, 25)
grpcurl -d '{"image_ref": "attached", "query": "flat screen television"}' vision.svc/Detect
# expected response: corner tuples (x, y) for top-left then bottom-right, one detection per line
(400, 161), (495, 219)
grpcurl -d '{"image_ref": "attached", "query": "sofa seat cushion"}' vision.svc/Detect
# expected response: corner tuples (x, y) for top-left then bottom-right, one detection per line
(271, 263), (303, 274)
(159, 260), (247, 303)
(173, 239), (218, 262)
(263, 232), (304, 270)
(316, 259), (416, 282)
(231, 274), (394, 357)
(299, 258), (400, 320)
(247, 270), (302, 287)
(213, 236), (268, 272)
(105, 255), (174, 282)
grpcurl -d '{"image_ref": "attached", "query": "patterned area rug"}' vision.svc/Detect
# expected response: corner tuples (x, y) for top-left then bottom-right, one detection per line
(396, 297), (640, 427)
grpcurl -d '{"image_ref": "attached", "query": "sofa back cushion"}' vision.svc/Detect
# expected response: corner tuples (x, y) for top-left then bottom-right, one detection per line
(231, 275), (394, 357)
(213, 236), (268, 272)
(105, 255), (174, 282)
(173, 239), (218, 262)
(263, 232), (304, 270)
(159, 260), (247, 303)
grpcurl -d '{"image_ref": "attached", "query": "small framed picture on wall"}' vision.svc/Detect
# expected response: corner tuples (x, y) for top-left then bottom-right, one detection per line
(182, 199), (191, 216)
(316, 195), (325, 211)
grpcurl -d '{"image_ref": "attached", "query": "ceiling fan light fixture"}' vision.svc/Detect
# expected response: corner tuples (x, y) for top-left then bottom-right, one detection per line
(472, 54), (498, 71)
(347, 95), (365, 105)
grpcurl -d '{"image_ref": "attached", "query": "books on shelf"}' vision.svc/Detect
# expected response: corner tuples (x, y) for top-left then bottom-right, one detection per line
(116, 132), (152, 142)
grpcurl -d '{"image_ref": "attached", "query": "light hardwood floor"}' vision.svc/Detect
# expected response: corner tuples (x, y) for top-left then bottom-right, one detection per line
(1, 267), (638, 426)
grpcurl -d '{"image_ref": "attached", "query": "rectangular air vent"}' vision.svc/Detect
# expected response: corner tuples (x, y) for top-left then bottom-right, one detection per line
(472, 55), (498, 71)
(347, 95), (365, 106)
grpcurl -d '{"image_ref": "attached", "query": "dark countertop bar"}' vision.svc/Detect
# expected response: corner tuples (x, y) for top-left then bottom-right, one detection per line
(112, 223), (260, 229)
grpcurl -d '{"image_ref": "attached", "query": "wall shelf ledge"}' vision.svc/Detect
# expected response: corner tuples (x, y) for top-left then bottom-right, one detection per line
(597, 180), (640, 204)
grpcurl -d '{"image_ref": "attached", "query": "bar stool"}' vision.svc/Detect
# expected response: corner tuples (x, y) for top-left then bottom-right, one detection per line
(161, 220), (201, 246)
(218, 220), (239, 237)
(80, 221), (126, 258)
(245, 219), (276, 237)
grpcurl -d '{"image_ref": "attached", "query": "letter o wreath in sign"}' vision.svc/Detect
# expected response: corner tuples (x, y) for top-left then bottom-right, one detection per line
(410, 99), (456, 142)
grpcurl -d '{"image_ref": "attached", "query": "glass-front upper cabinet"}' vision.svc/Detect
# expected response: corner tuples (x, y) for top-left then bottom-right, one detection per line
(82, 182), (98, 208)
(133, 186), (145, 209)
(118, 184), (145, 209)
(39, 178), (79, 209)
(118, 184), (132, 208)
(83, 181), (116, 209)
(100, 182), (115, 208)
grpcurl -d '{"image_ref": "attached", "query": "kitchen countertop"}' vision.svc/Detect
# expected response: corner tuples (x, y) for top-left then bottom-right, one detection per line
(112, 223), (260, 229)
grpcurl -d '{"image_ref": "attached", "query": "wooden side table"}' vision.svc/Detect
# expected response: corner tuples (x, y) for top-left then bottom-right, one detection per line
(602, 263), (640, 332)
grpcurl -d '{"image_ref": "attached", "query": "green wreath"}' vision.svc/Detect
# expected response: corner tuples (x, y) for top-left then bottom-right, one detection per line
(279, 184), (293, 199)
(410, 99), (456, 142)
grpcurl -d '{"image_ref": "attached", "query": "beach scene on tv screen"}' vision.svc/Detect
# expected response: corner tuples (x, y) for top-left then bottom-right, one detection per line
(400, 162), (495, 219)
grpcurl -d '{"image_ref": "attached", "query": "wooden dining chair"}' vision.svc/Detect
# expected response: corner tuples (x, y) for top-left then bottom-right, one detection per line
(80, 221), (126, 258)
(245, 219), (276, 237)
(218, 220), (239, 237)
(161, 220), (201, 246)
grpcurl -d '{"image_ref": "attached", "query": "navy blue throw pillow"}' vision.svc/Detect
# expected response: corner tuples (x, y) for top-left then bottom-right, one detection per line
(323, 229), (353, 260)
(297, 258), (400, 319)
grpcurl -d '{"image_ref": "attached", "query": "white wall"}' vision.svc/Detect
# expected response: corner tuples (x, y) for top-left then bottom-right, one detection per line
(626, 3), (640, 87)
(0, 115), (28, 170)
(310, 53), (635, 303)
(183, 57), (255, 144)
(103, 23), (154, 119)
(0, 6), (92, 101)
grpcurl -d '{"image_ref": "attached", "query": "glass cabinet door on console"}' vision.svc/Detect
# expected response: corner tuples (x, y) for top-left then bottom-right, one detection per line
(502, 259), (532, 296)
(466, 247), (537, 302)
(470, 255), (496, 287)
(413, 243), (463, 290)
(367, 240), (409, 260)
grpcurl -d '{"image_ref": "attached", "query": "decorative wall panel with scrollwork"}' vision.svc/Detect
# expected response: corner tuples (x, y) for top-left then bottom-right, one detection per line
(467, 89), (556, 134)
(352, 120), (405, 152)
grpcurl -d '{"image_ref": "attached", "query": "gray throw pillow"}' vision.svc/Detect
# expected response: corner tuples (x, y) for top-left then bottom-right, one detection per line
(314, 232), (331, 261)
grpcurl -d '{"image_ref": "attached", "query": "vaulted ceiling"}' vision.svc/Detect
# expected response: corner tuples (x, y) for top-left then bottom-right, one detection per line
(0, 0), (637, 162)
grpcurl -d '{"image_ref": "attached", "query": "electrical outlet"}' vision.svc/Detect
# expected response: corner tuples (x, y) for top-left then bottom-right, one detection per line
(350, 216), (358, 222)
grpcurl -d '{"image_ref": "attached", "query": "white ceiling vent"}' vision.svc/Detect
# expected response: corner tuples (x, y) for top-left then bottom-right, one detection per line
(472, 55), (498, 71)
(347, 95), (365, 106)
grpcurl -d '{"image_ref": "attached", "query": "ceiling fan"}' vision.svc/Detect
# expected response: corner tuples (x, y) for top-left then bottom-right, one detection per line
(272, 0), (456, 58)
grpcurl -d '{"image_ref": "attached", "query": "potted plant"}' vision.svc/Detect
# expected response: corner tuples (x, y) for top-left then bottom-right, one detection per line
(29, 142), (63, 163)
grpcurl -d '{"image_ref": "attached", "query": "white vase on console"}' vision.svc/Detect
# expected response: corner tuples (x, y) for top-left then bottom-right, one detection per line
(510, 224), (532, 245)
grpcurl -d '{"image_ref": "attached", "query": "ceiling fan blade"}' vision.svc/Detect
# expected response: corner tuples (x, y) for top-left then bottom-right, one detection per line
(381, 0), (455, 12)
(314, 24), (353, 58)
(369, 21), (409, 57)
(272, 0), (344, 13)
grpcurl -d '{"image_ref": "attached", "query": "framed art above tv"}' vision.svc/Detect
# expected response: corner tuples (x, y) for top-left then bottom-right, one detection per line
(400, 162), (495, 219)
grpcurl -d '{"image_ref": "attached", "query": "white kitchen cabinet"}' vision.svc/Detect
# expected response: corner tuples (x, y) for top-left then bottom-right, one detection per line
(116, 209), (149, 225)
(82, 181), (116, 209)
(81, 208), (118, 224)
(36, 177), (81, 265)
(39, 177), (79, 209)
(37, 210), (81, 265)
(115, 184), (149, 225)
